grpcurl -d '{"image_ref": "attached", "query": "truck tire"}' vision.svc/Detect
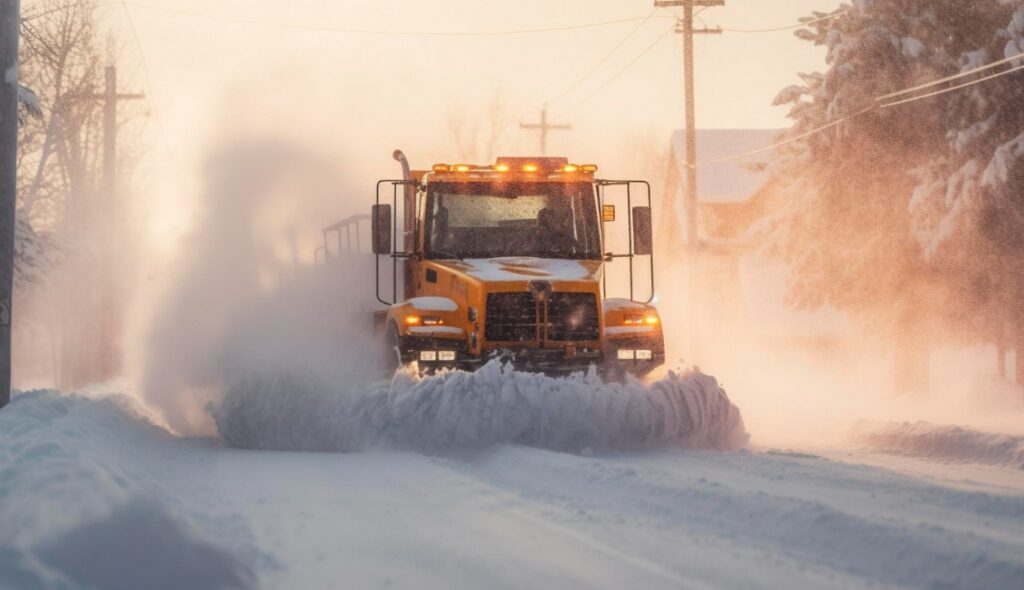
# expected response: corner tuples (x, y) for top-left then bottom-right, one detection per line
(384, 322), (403, 373)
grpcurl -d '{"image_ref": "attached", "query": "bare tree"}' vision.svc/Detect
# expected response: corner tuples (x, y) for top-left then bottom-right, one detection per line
(14, 0), (139, 388)
(444, 89), (516, 163)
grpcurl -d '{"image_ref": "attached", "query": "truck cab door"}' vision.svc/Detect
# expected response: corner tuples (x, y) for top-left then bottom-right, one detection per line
(373, 179), (419, 305)
(595, 180), (655, 304)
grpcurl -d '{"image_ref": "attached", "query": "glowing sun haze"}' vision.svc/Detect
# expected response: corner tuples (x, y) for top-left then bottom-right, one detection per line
(100, 0), (834, 252)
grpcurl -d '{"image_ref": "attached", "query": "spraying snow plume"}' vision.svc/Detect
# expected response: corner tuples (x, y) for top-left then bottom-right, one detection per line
(137, 138), (365, 434)
(212, 362), (748, 454)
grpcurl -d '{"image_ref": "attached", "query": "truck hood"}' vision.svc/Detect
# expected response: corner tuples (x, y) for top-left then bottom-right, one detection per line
(433, 257), (602, 284)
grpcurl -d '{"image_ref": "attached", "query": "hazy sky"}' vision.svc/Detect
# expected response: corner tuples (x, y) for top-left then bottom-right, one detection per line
(98, 0), (839, 247)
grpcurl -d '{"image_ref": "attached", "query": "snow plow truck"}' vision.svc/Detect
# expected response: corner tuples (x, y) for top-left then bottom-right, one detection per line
(371, 150), (664, 377)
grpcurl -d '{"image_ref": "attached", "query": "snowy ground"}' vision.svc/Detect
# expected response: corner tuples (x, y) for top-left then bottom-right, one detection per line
(2, 371), (1024, 590)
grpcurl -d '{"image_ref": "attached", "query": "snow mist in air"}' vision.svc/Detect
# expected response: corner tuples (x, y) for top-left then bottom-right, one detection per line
(212, 361), (748, 454)
(136, 138), (369, 435)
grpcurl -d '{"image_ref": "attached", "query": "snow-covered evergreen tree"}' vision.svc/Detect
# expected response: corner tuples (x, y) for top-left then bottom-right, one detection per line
(910, 1), (1024, 372)
(766, 0), (1021, 388)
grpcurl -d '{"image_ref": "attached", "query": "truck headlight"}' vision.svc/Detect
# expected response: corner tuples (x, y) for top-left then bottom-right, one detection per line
(636, 350), (653, 360)
(419, 351), (437, 362)
(617, 349), (635, 360)
(438, 351), (456, 361)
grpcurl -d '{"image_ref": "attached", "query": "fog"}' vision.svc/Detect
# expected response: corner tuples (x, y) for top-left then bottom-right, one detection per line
(15, 0), (1024, 448)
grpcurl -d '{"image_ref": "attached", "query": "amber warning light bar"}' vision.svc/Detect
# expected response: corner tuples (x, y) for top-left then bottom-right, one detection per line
(432, 158), (598, 175)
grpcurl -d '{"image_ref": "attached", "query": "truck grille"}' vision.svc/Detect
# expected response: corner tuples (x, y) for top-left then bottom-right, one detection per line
(546, 293), (600, 342)
(485, 293), (538, 342)
(485, 292), (599, 343)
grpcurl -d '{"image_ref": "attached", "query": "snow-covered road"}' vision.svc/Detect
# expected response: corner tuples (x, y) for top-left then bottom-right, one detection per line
(2, 387), (1024, 590)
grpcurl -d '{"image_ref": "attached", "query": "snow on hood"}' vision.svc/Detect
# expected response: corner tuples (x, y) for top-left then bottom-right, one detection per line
(408, 296), (458, 312)
(439, 257), (600, 283)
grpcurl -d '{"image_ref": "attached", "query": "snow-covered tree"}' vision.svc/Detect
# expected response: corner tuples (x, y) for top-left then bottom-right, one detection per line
(766, 0), (1019, 390)
(909, 1), (1024, 382)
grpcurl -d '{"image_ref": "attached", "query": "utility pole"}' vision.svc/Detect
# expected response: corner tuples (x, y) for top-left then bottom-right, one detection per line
(0, 0), (20, 408)
(86, 65), (142, 383)
(519, 106), (571, 155)
(655, 1), (723, 364)
(655, 0), (723, 250)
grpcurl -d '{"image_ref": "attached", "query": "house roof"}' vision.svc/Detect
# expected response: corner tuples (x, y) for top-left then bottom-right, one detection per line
(670, 129), (780, 204)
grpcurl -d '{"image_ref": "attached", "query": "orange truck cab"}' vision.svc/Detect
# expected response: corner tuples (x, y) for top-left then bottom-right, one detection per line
(371, 151), (665, 377)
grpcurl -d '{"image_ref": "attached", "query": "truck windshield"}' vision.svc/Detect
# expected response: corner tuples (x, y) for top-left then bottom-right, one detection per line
(424, 181), (602, 260)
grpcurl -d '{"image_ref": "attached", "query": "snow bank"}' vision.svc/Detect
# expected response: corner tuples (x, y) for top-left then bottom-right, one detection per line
(0, 392), (256, 590)
(212, 362), (748, 454)
(853, 420), (1024, 469)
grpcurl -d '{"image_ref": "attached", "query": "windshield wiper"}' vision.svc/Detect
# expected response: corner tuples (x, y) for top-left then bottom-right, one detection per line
(430, 249), (465, 261)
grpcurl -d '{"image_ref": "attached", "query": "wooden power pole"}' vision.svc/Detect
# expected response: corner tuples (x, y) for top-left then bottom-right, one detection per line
(0, 0), (20, 408)
(654, 0), (723, 363)
(520, 106), (571, 156)
(654, 0), (723, 250)
(95, 66), (142, 379)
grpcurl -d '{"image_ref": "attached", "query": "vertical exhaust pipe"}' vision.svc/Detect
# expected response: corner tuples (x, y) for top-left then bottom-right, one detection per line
(393, 150), (416, 299)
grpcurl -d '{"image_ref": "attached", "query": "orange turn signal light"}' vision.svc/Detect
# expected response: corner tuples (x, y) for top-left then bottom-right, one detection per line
(454, 164), (471, 173)
(495, 163), (510, 172)
(404, 315), (421, 325)
(433, 164), (450, 173)
(523, 163), (539, 173)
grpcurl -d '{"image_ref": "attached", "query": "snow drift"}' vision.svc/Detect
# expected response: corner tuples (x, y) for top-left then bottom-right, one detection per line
(212, 361), (749, 454)
(854, 420), (1024, 469)
(0, 392), (256, 590)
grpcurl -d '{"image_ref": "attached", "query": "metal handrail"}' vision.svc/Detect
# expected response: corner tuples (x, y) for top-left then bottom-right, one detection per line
(596, 179), (656, 305)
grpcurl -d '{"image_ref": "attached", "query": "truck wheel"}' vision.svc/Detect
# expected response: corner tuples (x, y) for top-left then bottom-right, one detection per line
(384, 322), (403, 372)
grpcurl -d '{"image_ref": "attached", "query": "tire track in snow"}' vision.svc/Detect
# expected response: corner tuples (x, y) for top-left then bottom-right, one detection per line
(446, 447), (1024, 590)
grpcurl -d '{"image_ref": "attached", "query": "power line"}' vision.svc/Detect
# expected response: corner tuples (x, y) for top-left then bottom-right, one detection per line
(685, 56), (1024, 168)
(550, 7), (712, 108)
(118, 2), (176, 163)
(567, 22), (676, 110)
(548, 8), (659, 106)
(720, 9), (849, 33)
(691, 105), (875, 167)
(880, 61), (1024, 108)
(879, 51), (1024, 102)
(122, 2), (664, 37)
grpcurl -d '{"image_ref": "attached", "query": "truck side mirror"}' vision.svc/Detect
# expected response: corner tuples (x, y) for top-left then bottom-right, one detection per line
(372, 204), (392, 255)
(632, 206), (653, 256)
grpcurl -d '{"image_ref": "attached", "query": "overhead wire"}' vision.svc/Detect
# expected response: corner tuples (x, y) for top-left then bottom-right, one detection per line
(92, 3), (1024, 171)
(547, 8), (659, 107)
(561, 7), (712, 111)
(118, 1), (177, 164)
(719, 9), (850, 34)
(880, 60), (1024, 108)
(566, 23), (676, 110)
(878, 51), (1024, 102)
(120, 2), (665, 37)
(684, 54), (1024, 168)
